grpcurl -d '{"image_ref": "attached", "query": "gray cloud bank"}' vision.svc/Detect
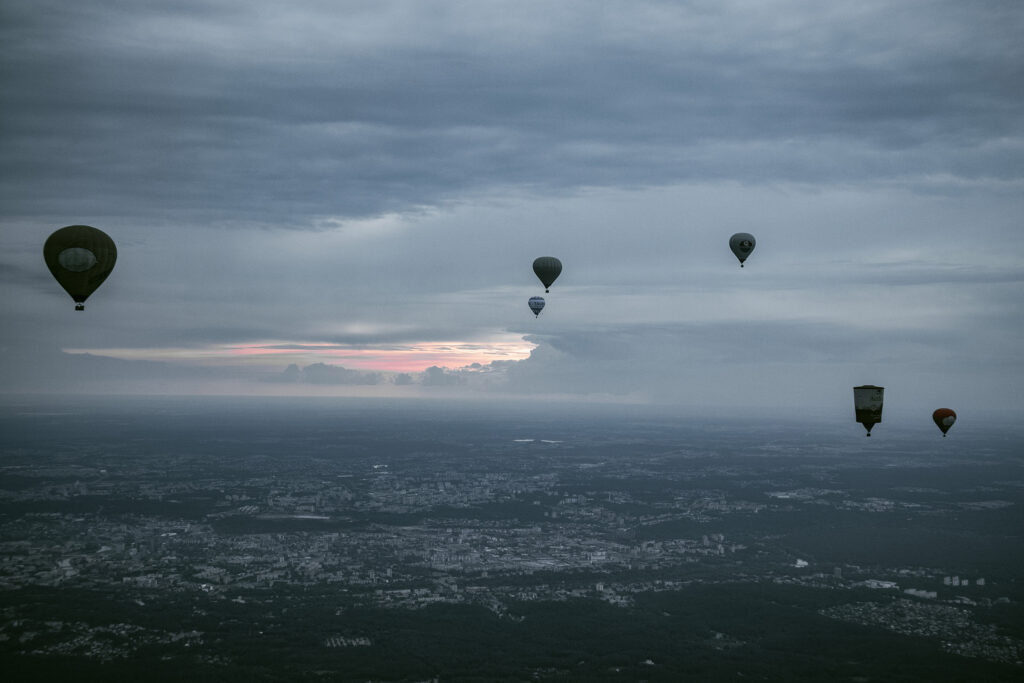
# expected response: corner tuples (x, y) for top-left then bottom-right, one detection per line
(5, 314), (1015, 420)
(262, 362), (497, 388)
(266, 363), (382, 385)
(2, 1), (1021, 225)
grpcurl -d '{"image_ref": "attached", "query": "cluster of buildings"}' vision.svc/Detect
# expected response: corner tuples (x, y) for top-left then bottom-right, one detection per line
(820, 599), (1022, 664)
(1, 440), (1019, 667)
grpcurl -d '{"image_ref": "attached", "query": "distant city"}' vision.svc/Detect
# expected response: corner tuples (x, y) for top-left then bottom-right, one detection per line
(1, 397), (1022, 681)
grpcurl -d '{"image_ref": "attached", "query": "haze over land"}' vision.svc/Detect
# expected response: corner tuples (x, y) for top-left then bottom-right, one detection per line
(2, 1), (1023, 414)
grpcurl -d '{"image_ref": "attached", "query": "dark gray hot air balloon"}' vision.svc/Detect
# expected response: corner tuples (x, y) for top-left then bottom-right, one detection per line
(528, 296), (545, 318)
(932, 408), (956, 437)
(729, 233), (756, 267)
(532, 257), (562, 292)
(853, 385), (884, 436)
(44, 225), (117, 311)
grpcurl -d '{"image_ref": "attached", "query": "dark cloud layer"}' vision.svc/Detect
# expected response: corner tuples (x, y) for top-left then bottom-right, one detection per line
(2, 1), (1021, 224)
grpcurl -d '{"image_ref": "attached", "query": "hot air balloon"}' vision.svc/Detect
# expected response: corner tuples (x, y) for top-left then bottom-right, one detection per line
(729, 233), (756, 267)
(932, 408), (956, 437)
(532, 257), (562, 292)
(43, 225), (117, 311)
(853, 385), (884, 436)
(528, 296), (545, 318)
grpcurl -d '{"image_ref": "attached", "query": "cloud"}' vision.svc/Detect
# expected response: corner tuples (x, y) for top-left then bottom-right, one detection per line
(2, 1), (1020, 226)
(488, 316), (1024, 413)
(0, 344), (239, 394)
(266, 362), (382, 385)
(265, 361), (502, 389)
(420, 365), (463, 387)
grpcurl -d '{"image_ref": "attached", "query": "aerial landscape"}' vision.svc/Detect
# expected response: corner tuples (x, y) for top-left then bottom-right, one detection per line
(2, 397), (1022, 680)
(2, 1), (1023, 680)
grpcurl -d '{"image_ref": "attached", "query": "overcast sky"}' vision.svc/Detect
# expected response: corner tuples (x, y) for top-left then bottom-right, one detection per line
(2, 0), (1022, 417)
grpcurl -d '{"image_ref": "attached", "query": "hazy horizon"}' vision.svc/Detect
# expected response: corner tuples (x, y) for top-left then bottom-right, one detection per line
(2, 392), (1020, 440)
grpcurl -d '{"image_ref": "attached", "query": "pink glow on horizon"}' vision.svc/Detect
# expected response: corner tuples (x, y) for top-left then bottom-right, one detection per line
(69, 339), (536, 373)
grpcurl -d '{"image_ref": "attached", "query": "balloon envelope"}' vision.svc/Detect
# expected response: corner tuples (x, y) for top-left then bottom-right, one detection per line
(729, 233), (756, 267)
(43, 225), (117, 310)
(853, 385), (884, 436)
(528, 296), (545, 317)
(532, 256), (562, 292)
(932, 408), (956, 436)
